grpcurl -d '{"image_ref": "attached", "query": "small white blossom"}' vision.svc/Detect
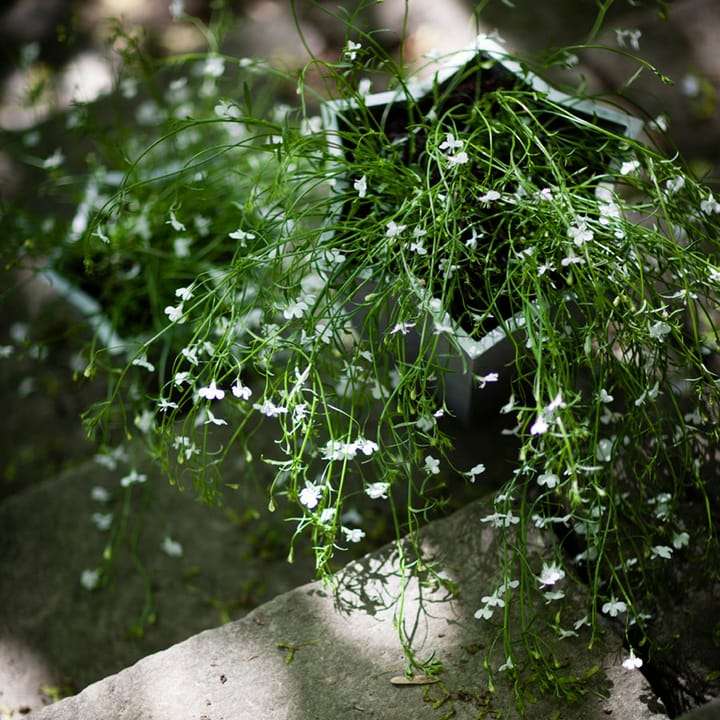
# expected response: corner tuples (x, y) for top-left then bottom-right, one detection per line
(229, 229), (256, 246)
(478, 190), (501, 206)
(596, 438), (614, 463)
(283, 299), (309, 320)
(386, 220), (407, 239)
(538, 562), (565, 587)
(91, 486), (111, 502)
(231, 379), (253, 400)
(42, 148), (65, 169)
(204, 409), (227, 426)
(342, 527), (366, 543)
(174, 371), (192, 387)
(615, 28), (642, 50)
(447, 151), (468, 166)
(299, 482), (323, 509)
(365, 482), (390, 500)
(602, 597), (627, 617)
(353, 175), (367, 198)
(343, 40), (361, 61)
(174, 237), (192, 257)
(164, 303), (185, 324)
(203, 56), (225, 78)
(253, 399), (288, 417)
(619, 159), (641, 176)
(198, 380), (225, 401)
(672, 531), (690, 549)
(599, 389), (614, 403)
(131, 354), (155, 372)
(543, 590), (566, 603)
(167, 210), (185, 232)
(162, 536), (184, 557)
(622, 650), (643, 671)
(466, 463), (486, 482)
(424, 455), (440, 475)
(648, 320), (671, 340)
(439, 133), (463, 152)
(567, 218), (594, 246)
(665, 176), (685, 195)
(537, 472), (559, 489)
(80, 568), (101, 591)
(91, 512), (113, 531)
(700, 193), (720, 215)
(475, 372), (499, 389)
(175, 286), (194, 302)
(134, 409), (154, 434)
(157, 397), (178, 412)
(530, 415), (549, 435)
(651, 545), (673, 560)
(390, 321), (415, 335)
(120, 469), (147, 488)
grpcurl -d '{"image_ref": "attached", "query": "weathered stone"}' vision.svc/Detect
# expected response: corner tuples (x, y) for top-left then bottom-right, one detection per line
(23, 499), (666, 720)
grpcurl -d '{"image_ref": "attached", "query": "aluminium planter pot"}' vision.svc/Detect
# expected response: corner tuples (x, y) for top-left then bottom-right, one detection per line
(321, 35), (642, 424)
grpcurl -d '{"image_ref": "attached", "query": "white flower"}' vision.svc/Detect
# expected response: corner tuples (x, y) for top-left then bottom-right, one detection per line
(538, 187), (553, 201)
(253, 399), (288, 417)
(355, 438), (379, 456)
(672, 531), (690, 549)
(91, 512), (113, 531)
(466, 463), (486, 482)
(538, 562), (565, 587)
(157, 397), (178, 412)
(619, 159), (641, 176)
(342, 527), (366, 543)
(299, 482), (323, 509)
(164, 303), (185, 324)
(120, 469), (147, 488)
(132, 354), (155, 372)
(174, 371), (192, 388)
(203, 56), (225, 78)
(537, 472), (559, 489)
(648, 320), (671, 339)
(353, 175), (367, 198)
(200, 409), (225, 426)
(91, 486), (111, 502)
(343, 40), (362, 61)
(651, 545), (673, 560)
(408, 238), (427, 255)
(162, 536), (183, 557)
(439, 133), (463, 152)
(478, 190), (501, 206)
(424, 455), (440, 475)
(198, 380), (225, 401)
(386, 220), (406, 239)
(665, 176), (685, 195)
(229, 228), (256, 246)
(530, 415), (549, 435)
(602, 597), (627, 617)
(181, 346), (199, 366)
(231, 379), (252, 400)
(80, 568), (101, 591)
(390, 321), (415, 335)
(318, 508), (336, 525)
(599, 389), (614, 403)
(615, 28), (641, 50)
(365, 482), (390, 500)
(567, 218), (594, 246)
(167, 210), (186, 232)
(173, 237), (192, 257)
(498, 657), (514, 672)
(42, 148), (65, 169)
(447, 151), (469, 166)
(700, 193), (720, 215)
(175, 286), (194, 302)
(475, 372), (499, 389)
(543, 590), (565, 603)
(474, 605), (494, 620)
(283, 299), (309, 320)
(622, 650), (643, 671)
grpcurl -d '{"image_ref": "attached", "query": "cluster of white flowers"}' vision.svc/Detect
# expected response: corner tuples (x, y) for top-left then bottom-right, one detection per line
(321, 437), (379, 461)
(473, 579), (519, 620)
(439, 133), (468, 166)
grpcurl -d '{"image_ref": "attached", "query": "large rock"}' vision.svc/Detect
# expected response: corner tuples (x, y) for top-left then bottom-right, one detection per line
(25, 499), (666, 720)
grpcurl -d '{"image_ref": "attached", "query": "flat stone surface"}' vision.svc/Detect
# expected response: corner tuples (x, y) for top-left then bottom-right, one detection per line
(24, 499), (667, 720)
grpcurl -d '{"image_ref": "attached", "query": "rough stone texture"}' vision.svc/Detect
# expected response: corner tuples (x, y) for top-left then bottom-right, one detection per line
(24, 499), (666, 720)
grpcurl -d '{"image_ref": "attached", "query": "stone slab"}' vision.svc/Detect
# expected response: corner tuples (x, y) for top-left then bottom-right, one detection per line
(25, 499), (667, 720)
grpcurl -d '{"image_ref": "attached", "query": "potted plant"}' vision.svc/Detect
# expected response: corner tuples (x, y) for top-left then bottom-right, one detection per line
(16, 7), (720, 708)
